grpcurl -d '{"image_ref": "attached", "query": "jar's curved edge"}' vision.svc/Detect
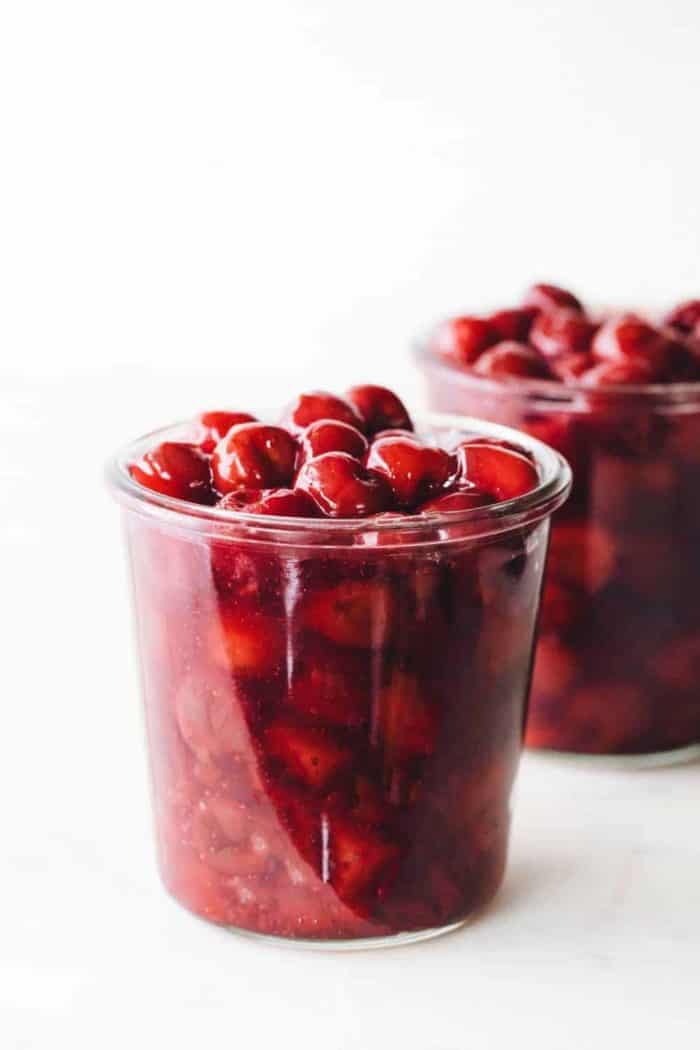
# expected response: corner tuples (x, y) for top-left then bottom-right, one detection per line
(105, 412), (572, 547)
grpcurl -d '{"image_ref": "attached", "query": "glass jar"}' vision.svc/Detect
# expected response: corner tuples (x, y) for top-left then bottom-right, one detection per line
(418, 346), (700, 764)
(108, 414), (570, 946)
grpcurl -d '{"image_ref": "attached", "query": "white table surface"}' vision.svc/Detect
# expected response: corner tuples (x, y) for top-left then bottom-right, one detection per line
(3, 371), (699, 1049)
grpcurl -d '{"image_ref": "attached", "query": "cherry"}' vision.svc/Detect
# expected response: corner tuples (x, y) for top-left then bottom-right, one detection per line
(455, 441), (539, 500)
(365, 436), (454, 508)
(433, 316), (496, 365)
(580, 359), (658, 386)
(472, 341), (552, 379)
(130, 442), (214, 503)
(487, 307), (537, 342)
(373, 428), (416, 440)
(664, 299), (700, 334)
(419, 486), (494, 513)
(549, 352), (595, 382)
(546, 520), (616, 592)
(345, 385), (413, 435)
(211, 423), (297, 494)
(193, 410), (257, 453)
(522, 283), (583, 313)
(218, 487), (316, 517)
(296, 452), (392, 517)
(284, 390), (364, 434)
(529, 308), (597, 357)
(304, 579), (395, 648)
(297, 419), (368, 466)
(591, 315), (674, 376)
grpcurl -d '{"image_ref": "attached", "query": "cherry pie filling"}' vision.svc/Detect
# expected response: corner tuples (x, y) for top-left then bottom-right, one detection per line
(425, 286), (700, 755)
(121, 386), (558, 939)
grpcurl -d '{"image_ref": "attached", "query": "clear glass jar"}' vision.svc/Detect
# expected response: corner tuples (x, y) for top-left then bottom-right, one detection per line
(417, 346), (700, 765)
(108, 414), (570, 947)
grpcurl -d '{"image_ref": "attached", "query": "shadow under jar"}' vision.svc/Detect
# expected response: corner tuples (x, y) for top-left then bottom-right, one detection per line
(418, 349), (700, 764)
(108, 415), (569, 947)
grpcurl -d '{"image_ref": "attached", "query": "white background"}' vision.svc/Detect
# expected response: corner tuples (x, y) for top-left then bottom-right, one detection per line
(1, 2), (699, 1048)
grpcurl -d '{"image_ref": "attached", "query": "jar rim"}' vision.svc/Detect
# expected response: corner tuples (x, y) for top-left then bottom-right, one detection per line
(106, 411), (571, 545)
(415, 333), (700, 410)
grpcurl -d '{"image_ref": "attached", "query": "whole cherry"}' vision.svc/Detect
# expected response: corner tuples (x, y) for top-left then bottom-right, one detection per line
(522, 283), (583, 313)
(211, 423), (297, 494)
(580, 359), (657, 386)
(433, 316), (496, 365)
(345, 385), (413, 435)
(297, 419), (368, 467)
(664, 299), (700, 334)
(193, 410), (257, 453)
(487, 307), (537, 342)
(296, 452), (392, 517)
(365, 436), (454, 508)
(218, 487), (317, 517)
(473, 341), (552, 379)
(419, 486), (494, 513)
(529, 308), (597, 358)
(591, 315), (674, 377)
(455, 441), (539, 500)
(284, 391), (364, 434)
(130, 442), (214, 503)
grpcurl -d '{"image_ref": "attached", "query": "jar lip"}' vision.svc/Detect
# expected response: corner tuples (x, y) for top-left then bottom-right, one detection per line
(106, 412), (571, 542)
(415, 332), (700, 407)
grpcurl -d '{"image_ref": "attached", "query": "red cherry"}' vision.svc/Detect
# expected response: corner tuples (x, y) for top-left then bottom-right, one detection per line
(529, 308), (597, 357)
(211, 423), (297, 494)
(419, 486), (494, 513)
(455, 441), (539, 500)
(580, 359), (657, 386)
(345, 385), (413, 435)
(192, 410), (257, 453)
(664, 299), (700, 334)
(546, 520), (616, 593)
(130, 441), (213, 503)
(284, 390), (364, 434)
(304, 579), (395, 648)
(264, 722), (352, 790)
(549, 352), (595, 382)
(365, 436), (454, 508)
(472, 341), (552, 379)
(522, 283), (583, 313)
(373, 428), (416, 440)
(434, 316), (497, 365)
(487, 307), (537, 342)
(591, 315), (673, 375)
(297, 419), (368, 466)
(295, 452), (392, 517)
(218, 487), (316, 517)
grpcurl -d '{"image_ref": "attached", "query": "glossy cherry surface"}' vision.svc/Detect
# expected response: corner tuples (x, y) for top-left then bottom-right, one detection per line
(285, 390), (364, 434)
(194, 410), (258, 453)
(211, 423), (297, 494)
(297, 419), (368, 467)
(130, 442), (213, 502)
(364, 436), (454, 508)
(345, 385), (413, 435)
(296, 452), (392, 517)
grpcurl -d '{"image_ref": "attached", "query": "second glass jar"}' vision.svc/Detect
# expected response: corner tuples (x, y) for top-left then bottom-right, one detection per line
(418, 350), (700, 762)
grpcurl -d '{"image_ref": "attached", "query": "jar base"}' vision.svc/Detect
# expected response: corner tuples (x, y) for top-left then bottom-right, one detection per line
(220, 917), (470, 951)
(527, 741), (700, 769)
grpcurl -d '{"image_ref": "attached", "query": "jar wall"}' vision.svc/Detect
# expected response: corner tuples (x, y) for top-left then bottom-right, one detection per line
(125, 508), (550, 941)
(423, 366), (700, 757)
